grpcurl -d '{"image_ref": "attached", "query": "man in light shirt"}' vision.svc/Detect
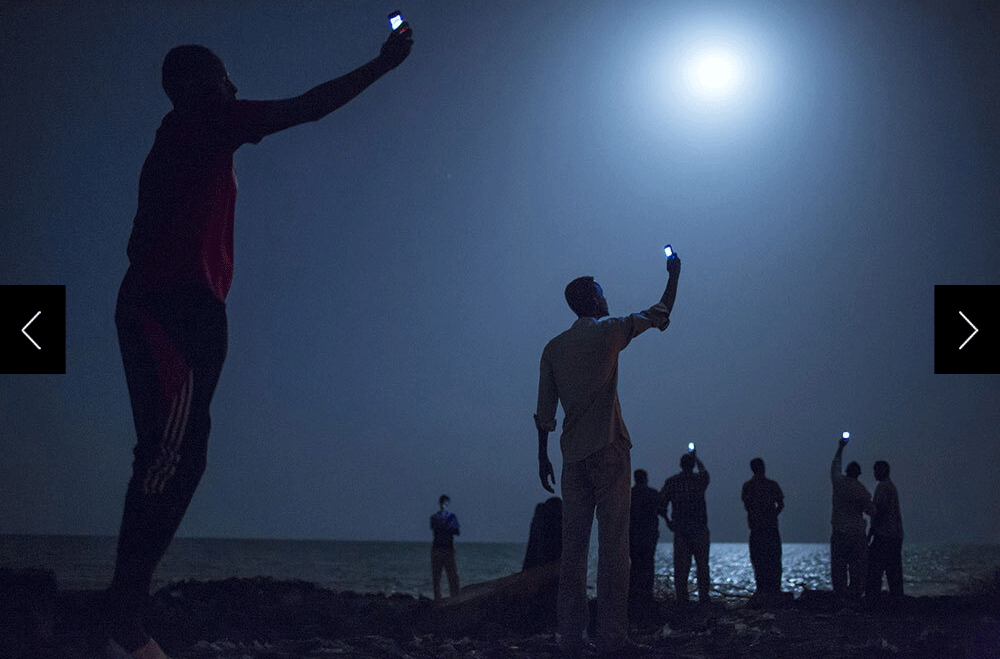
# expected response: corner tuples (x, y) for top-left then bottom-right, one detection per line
(534, 252), (681, 656)
(830, 438), (874, 597)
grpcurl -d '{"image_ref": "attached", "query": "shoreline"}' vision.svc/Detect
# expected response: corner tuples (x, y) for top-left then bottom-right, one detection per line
(4, 570), (999, 658)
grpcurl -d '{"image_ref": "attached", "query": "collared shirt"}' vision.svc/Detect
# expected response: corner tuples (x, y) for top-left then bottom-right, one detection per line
(535, 305), (670, 464)
(742, 475), (784, 531)
(830, 453), (874, 535)
(872, 478), (904, 539)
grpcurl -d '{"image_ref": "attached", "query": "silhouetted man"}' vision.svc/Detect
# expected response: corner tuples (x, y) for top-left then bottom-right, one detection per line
(105, 26), (413, 659)
(866, 460), (904, 600)
(660, 450), (711, 604)
(430, 494), (461, 599)
(830, 438), (874, 597)
(629, 469), (660, 616)
(535, 254), (681, 657)
(741, 458), (784, 598)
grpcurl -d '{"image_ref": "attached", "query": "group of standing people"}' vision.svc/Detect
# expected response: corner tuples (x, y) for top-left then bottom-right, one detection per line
(97, 12), (903, 658)
(626, 439), (903, 615)
(532, 255), (903, 655)
(628, 453), (782, 612)
(831, 438), (905, 601)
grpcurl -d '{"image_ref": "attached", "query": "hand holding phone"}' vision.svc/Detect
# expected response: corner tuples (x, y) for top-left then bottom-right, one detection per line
(664, 244), (681, 276)
(388, 11), (410, 34)
(381, 11), (413, 69)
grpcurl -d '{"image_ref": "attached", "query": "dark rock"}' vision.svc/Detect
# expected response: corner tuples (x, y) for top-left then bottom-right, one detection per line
(0, 567), (57, 658)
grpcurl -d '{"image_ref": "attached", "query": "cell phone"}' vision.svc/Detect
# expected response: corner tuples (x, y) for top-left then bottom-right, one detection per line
(687, 442), (695, 452)
(664, 245), (674, 259)
(842, 431), (850, 441)
(388, 11), (404, 32)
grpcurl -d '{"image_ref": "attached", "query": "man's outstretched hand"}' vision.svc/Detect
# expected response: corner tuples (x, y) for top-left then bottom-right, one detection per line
(380, 23), (413, 69)
(539, 455), (556, 493)
(667, 252), (681, 277)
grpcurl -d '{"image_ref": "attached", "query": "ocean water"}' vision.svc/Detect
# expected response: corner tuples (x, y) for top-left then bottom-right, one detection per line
(2, 535), (998, 599)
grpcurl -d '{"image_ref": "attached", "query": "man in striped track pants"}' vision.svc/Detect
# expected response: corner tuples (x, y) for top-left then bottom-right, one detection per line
(104, 24), (412, 659)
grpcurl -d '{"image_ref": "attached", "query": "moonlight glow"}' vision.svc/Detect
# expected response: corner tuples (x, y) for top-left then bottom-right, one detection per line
(641, 18), (778, 128)
(685, 49), (746, 100)
(695, 54), (736, 92)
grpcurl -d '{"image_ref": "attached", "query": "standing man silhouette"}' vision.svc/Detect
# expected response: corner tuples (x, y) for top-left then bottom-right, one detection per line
(660, 448), (711, 604)
(830, 437), (874, 598)
(629, 468), (661, 618)
(430, 494), (461, 600)
(741, 457), (784, 599)
(105, 24), (413, 659)
(866, 460), (904, 600)
(534, 252), (681, 657)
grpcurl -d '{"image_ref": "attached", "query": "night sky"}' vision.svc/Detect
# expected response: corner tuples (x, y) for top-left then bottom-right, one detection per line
(2, 0), (998, 545)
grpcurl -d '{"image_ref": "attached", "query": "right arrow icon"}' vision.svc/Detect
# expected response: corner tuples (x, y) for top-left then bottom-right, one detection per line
(958, 311), (978, 350)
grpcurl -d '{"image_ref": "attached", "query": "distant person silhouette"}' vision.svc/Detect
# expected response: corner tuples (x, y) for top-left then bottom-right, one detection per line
(523, 496), (563, 571)
(659, 449), (711, 604)
(866, 460), (904, 600)
(534, 254), (681, 657)
(629, 469), (660, 616)
(741, 458), (784, 598)
(105, 26), (412, 659)
(830, 438), (874, 597)
(430, 494), (461, 600)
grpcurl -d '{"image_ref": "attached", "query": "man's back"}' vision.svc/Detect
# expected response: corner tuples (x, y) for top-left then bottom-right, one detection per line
(538, 312), (665, 463)
(872, 479), (904, 539)
(630, 484), (660, 546)
(661, 470), (710, 534)
(831, 475), (871, 535)
(742, 476), (783, 531)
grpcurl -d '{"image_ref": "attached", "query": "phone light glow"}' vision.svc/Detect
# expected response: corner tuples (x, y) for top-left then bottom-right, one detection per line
(389, 14), (403, 30)
(842, 431), (850, 440)
(687, 442), (695, 451)
(664, 245), (673, 258)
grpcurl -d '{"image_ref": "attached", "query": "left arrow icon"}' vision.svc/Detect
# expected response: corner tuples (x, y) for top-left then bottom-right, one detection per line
(22, 311), (41, 350)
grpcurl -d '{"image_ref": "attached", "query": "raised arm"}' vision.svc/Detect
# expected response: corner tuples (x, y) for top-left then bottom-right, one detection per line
(661, 253), (682, 314)
(245, 27), (413, 138)
(693, 450), (709, 486)
(641, 253), (681, 332)
(831, 438), (846, 482)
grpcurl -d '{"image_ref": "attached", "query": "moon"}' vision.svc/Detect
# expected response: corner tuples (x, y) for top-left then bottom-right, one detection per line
(687, 50), (743, 99)
(695, 54), (736, 92)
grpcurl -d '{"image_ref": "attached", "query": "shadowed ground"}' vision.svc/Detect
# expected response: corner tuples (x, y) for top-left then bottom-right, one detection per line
(2, 568), (999, 658)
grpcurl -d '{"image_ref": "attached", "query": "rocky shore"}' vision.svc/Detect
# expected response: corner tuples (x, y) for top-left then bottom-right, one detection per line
(3, 569), (999, 658)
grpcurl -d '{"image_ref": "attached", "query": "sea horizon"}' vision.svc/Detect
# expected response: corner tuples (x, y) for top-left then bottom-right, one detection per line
(3, 533), (999, 599)
(7, 531), (999, 545)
